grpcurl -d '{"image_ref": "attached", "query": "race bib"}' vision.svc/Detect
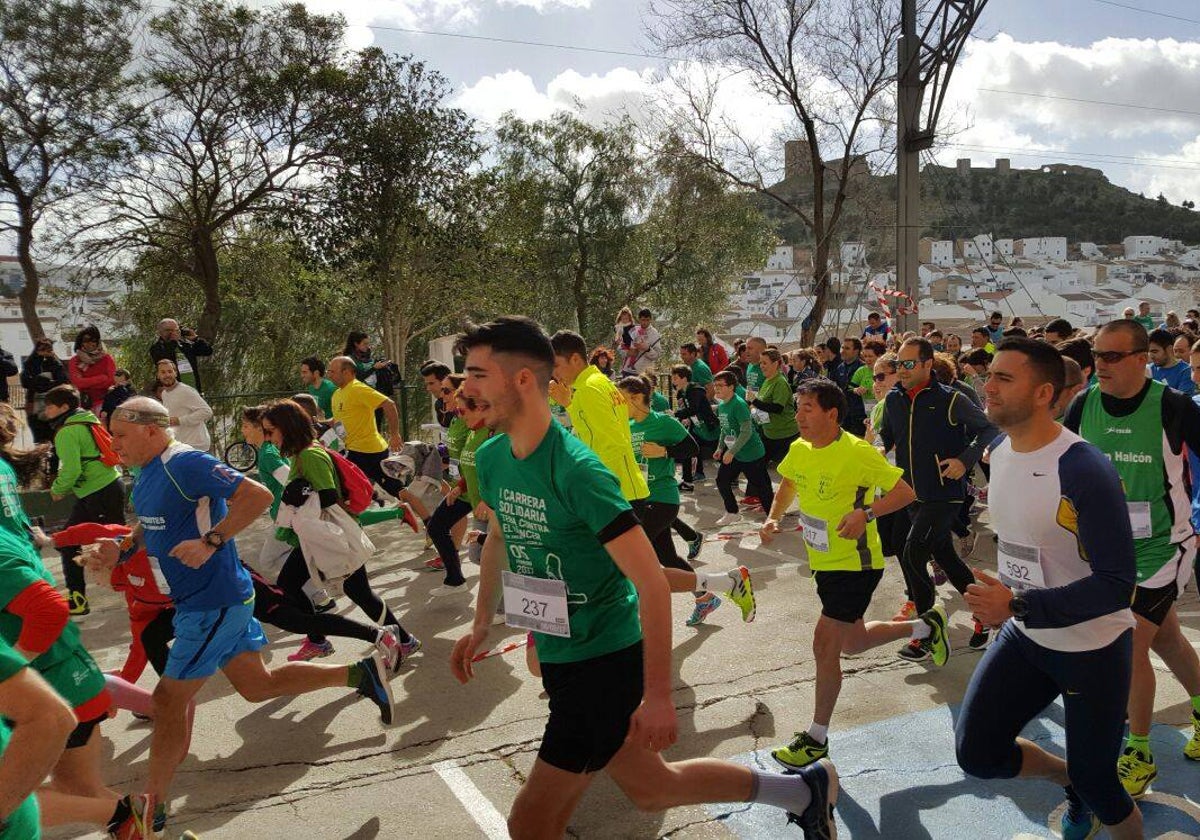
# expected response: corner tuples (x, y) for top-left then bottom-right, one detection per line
(1127, 502), (1152, 540)
(751, 408), (770, 425)
(997, 540), (1045, 591)
(723, 435), (737, 449)
(448, 459), (460, 480)
(502, 571), (570, 637)
(798, 511), (830, 553)
(176, 358), (193, 375)
(639, 459), (650, 483)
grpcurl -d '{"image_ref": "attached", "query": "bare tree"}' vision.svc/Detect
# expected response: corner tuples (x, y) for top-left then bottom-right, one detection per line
(73, 1), (347, 341)
(649, 0), (902, 343)
(0, 0), (143, 342)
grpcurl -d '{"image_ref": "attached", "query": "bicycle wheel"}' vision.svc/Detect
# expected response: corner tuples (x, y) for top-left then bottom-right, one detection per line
(223, 440), (258, 472)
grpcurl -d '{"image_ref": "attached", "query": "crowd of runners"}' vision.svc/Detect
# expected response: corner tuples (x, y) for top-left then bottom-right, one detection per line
(0, 303), (1199, 839)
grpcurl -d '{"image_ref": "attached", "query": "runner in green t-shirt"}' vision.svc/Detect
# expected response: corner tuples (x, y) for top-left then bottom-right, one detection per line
(744, 337), (767, 393)
(450, 316), (838, 837)
(749, 349), (798, 467)
(618, 377), (756, 627)
(300, 356), (337, 419)
(713, 371), (774, 526)
(760, 378), (945, 772)
(681, 343), (714, 400)
(0, 634), (77, 840)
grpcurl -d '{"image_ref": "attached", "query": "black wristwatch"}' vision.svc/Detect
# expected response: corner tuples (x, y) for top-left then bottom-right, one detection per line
(863, 506), (877, 523)
(1009, 595), (1029, 620)
(201, 530), (226, 550)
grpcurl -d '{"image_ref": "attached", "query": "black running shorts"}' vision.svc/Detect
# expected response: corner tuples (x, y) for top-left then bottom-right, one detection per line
(1131, 580), (1178, 626)
(537, 641), (643, 774)
(66, 712), (107, 749)
(813, 568), (885, 623)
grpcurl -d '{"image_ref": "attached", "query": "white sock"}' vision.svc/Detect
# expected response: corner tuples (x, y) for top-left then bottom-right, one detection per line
(695, 570), (720, 593)
(807, 722), (828, 744)
(749, 769), (813, 814)
(911, 621), (931, 640)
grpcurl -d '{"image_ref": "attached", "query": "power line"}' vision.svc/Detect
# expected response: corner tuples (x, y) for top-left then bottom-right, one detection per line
(979, 88), (1200, 119)
(1086, 0), (1200, 25)
(363, 23), (679, 62)
(943, 143), (1200, 173)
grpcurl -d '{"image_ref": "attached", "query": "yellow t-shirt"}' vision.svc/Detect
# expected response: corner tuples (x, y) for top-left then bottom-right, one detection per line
(565, 365), (649, 502)
(332, 379), (388, 454)
(777, 431), (904, 572)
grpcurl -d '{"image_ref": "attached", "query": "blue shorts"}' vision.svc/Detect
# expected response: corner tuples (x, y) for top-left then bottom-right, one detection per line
(165, 601), (267, 681)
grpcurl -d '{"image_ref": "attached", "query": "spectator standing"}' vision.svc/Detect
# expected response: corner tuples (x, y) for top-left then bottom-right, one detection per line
(156, 359), (214, 451)
(0, 344), (16, 403)
(20, 338), (68, 443)
(299, 356), (336, 418)
(149, 318), (213, 393)
(623, 309), (663, 375)
(99, 369), (136, 429)
(1134, 301), (1155, 333)
(420, 360), (454, 428)
(984, 310), (1005, 346)
(862, 312), (892, 343)
(696, 328), (729, 373)
(67, 325), (115, 411)
(43, 384), (125, 616)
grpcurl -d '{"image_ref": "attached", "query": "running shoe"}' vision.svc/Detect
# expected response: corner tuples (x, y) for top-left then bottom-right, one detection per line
(958, 532), (978, 559)
(287, 639), (334, 662)
(693, 472), (707, 482)
(424, 556), (445, 571)
(687, 531), (704, 560)
(375, 627), (402, 673)
(715, 512), (741, 527)
(772, 731), (829, 771)
(784, 757), (839, 840)
(678, 481), (695, 493)
(919, 605), (950, 666)
(726, 566), (756, 622)
(68, 590), (90, 617)
(892, 600), (917, 621)
(1117, 746), (1156, 797)
(1060, 787), (1101, 840)
(401, 503), (420, 533)
(897, 638), (930, 663)
(355, 652), (395, 725)
(313, 597), (337, 614)
(400, 634), (422, 662)
(741, 496), (762, 508)
(686, 595), (722, 626)
(430, 583), (468, 597)
(1185, 710), (1200, 760)
(108, 794), (165, 840)
(968, 620), (993, 651)
(931, 563), (948, 586)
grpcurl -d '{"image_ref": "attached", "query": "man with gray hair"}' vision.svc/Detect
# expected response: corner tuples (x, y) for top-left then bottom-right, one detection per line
(149, 319), (213, 393)
(89, 397), (395, 836)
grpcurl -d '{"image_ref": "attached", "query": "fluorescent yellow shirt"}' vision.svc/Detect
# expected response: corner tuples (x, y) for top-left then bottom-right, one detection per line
(777, 431), (903, 571)
(332, 379), (388, 454)
(566, 365), (649, 501)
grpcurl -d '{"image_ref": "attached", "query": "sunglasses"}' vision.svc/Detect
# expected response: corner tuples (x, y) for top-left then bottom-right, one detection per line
(873, 373), (891, 382)
(897, 359), (922, 370)
(441, 387), (454, 395)
(1094, 350), (1145, 364)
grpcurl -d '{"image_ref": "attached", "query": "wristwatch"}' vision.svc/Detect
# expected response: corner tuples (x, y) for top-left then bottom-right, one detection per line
(862, 506), (877, 523)
(201, 530), (226, 550)
(1009, 595), (1029, 620)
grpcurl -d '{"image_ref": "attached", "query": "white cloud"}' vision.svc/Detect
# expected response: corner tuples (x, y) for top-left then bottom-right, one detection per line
(497, 0), (591, 10)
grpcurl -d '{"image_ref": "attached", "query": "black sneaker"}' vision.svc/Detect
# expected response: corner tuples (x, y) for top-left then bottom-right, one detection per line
(785, 757), (839, 839)
(355, 653), (395, 726)
(678, 481), (695, 493)
(687, 532), (704, 560)
(314, 598), (338, 614)
(897, 638), (930, 662)
(968, 620), (993, 651)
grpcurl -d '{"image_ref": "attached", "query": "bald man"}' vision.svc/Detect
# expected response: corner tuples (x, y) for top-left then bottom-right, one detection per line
(149, 319), (213, 393)
(89, 398), (394, 835)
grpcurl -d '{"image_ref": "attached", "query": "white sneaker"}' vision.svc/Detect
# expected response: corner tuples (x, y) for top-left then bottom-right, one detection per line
(715, 512), (741, 527)
(430, 584), (469, 598)
(375, 626), (402, 673)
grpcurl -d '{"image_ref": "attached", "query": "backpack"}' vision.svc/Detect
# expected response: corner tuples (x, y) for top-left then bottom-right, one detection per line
(322, 445), (372, 515)
(55, 415), (121, 467)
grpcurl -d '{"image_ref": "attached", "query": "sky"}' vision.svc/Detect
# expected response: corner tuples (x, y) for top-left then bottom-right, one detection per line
(287, 0), (1200, 208)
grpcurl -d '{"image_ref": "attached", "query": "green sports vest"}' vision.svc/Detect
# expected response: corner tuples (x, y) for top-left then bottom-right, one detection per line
(1079, 381), (1176, 582)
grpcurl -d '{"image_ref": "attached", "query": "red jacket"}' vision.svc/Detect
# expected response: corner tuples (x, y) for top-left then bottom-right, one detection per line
(703, 342), (729, 373)
(68, 354), (116, 409)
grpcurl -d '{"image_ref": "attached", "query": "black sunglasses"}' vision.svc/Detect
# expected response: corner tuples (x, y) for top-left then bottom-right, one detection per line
(873, 373), (891, 382)
(1094, 349), (1146, 364)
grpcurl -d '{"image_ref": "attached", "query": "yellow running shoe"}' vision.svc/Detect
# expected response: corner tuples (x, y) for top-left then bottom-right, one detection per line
(1117, 746), (1156, 797)
(1184, 711), (1200, 761)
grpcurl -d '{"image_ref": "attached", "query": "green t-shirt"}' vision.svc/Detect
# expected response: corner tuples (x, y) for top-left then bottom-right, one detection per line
(458, 427), (492, 508)
(256, 442), (289, 520)
(0, 530), (104, 708)
(745, 363), (765, 392)
(306, 378), (337, 418)
(630, 411), (689, 505)
(446, 415), (470, 462)
(477, 421), (641, 665)
(777, 431), (903, 571)
(1134, 315), (1155, 332)
(757, 374), (798, 440)
(850, 364), (873, 393)
(0, 459), (32, 545)
(690, 358), (713, 386)
(276, 445), (338, 547)
(650, 391), (670, 412)
(718, 395), (765, 462)
(0, 636), (39, 840)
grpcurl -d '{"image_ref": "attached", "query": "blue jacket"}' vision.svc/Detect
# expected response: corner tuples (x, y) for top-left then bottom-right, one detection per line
(879, 379), (998, 503)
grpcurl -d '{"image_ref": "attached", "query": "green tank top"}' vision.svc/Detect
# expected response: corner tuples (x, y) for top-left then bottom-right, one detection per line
(1079, 380), (1176, 581)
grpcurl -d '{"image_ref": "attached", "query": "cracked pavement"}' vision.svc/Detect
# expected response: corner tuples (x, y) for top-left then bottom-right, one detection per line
(45, 484), (1199, 839)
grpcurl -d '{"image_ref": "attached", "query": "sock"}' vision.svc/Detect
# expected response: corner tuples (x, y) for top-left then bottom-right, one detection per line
(1191, 694), (1200, 716)
(911, 622), (931, 640)
(347, 661), (364, 687)
(807, 722), (828, 744)
(749, 769), (814, 815)
(1126, 733), (1150, 756)
(104, 673), (155, 718)
(694, 570), (720, 593)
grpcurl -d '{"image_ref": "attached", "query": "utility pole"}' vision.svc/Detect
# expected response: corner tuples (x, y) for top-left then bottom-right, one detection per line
(895, 0), (989, 334)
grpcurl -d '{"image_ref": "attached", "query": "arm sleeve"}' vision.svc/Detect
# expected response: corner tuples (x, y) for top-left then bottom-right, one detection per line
(191, 338), (213, 358)
(953, 392), (999, 469)
(727, 418), (755, 457)
(1022, 443), (1137, 629)
(49, 427), (83, 497)
(665, 434), (698, 461)
(176, 389), (214, 425)
(7, 581), (69, 656)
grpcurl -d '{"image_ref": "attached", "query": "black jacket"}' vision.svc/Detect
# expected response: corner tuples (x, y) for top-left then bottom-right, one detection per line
(20, 353), (68, 401)
(0, 348), (17, 402)
(879, 379), (998, 502)
(673, 383), (719, 436)
(150, 337), (214, 393)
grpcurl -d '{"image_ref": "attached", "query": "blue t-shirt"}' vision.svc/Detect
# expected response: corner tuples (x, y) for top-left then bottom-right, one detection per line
(1191, 395), (1200, 534)
(132, 444), (253, 611)
(1149, 360), (1195, 396)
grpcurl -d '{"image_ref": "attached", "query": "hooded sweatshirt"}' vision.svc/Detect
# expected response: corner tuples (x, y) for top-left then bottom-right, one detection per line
(50, 410), (121, 498)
